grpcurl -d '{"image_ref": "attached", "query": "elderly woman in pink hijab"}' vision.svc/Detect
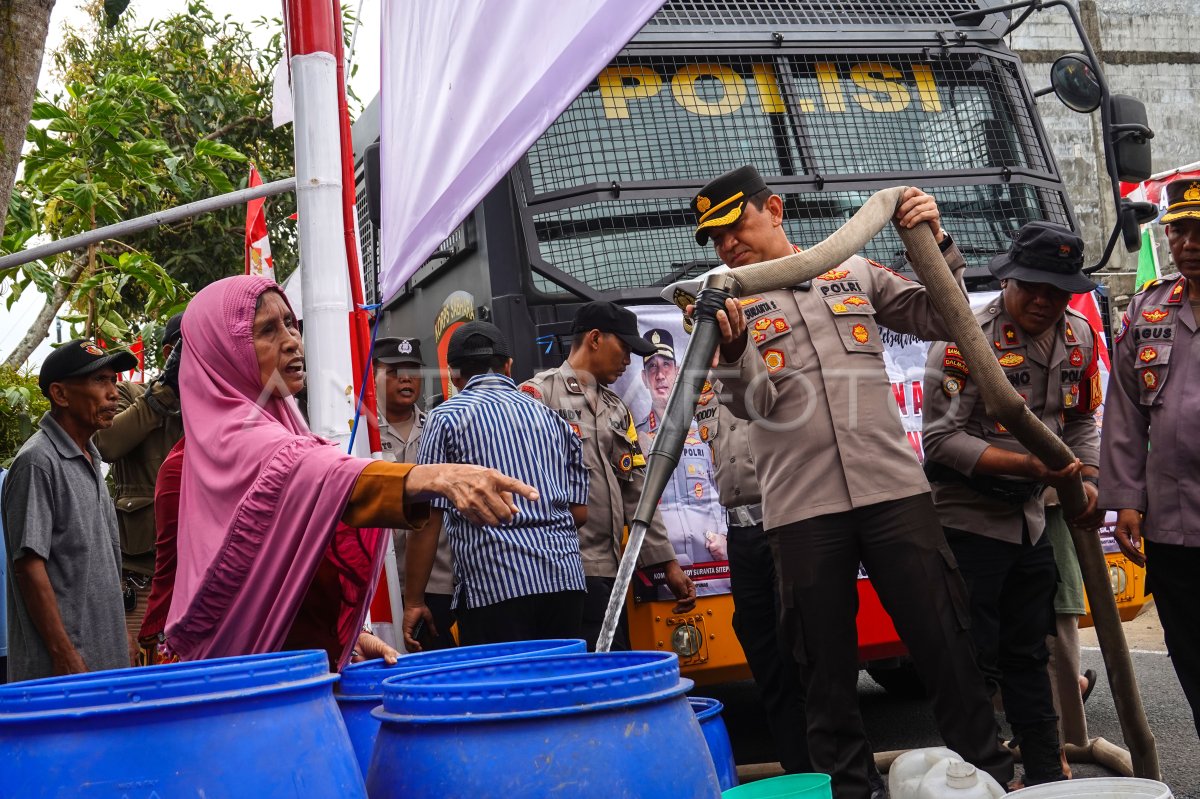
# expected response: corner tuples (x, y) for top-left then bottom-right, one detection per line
(164, 275), (536, 668)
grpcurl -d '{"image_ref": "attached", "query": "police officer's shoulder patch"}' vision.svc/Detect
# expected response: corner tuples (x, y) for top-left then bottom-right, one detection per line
(1115, 311), (1130, 343)
(866, 257), (911, 282)
(518, 384), (542, 400)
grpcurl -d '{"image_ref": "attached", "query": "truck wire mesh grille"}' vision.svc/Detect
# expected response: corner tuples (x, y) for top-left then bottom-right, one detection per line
(522, 47), (1062, 295)
(526, 52), (1044, 196)
(530, 184), (1071, 295)
(647, 1), (985, 27)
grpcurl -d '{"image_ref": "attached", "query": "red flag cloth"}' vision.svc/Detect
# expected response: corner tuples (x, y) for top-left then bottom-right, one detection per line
(245, 166), (276, 280)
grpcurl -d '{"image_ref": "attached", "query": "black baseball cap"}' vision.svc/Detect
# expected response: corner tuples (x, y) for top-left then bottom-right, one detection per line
(375, 336), (424, 366)
(163, 313), (184, 346)
(39, 339), (139, 397)
(446, 321), (511, 365)
(988, 221), (1097, 294)
(692, 165), (770, 245)
(572, 301), (656, 357)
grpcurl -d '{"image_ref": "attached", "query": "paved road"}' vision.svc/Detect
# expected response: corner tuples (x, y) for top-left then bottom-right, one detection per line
(703, 602), (1198, 796)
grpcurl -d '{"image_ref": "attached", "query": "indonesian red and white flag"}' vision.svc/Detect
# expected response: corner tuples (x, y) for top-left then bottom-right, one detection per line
(245, 165), (276, 281)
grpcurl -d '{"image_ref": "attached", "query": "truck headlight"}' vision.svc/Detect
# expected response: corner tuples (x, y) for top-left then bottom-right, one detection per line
(1109, 564), (1128, 595)
(671, 623), (703, 658)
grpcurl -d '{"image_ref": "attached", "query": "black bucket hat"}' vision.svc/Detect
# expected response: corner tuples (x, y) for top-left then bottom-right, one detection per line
(988, 221), (1097, 294)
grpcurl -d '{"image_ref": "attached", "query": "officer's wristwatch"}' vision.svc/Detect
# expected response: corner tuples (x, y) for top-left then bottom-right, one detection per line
(938, 232), (954, 253)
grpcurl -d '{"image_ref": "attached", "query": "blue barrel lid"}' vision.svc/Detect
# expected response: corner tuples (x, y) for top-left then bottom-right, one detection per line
(338, 639), (587, 698)
(378, 651), (688, 721)
(0, 650), (334, 722)
(689, 696), (725, 722)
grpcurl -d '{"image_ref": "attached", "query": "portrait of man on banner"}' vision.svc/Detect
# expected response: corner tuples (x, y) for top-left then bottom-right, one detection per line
(612, 307), (731, 599)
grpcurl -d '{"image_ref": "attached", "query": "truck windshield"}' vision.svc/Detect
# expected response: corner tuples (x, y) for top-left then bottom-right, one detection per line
(520, 51), (1072, 294)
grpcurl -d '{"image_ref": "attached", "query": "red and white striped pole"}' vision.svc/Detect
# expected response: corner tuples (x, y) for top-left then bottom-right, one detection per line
(281, 0), (380, 456)
(283, 0), (401, 643)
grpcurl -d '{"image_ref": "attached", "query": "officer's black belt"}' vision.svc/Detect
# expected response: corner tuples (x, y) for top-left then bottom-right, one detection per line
(924, 461), (1044, 506)
(727, 502), (764, 528)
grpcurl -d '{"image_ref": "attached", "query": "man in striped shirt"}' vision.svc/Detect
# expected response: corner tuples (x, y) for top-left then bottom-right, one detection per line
(402, 322), (589, 648)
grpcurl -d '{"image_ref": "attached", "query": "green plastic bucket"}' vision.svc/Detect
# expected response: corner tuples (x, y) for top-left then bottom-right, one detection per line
(722, 773), (833, 799)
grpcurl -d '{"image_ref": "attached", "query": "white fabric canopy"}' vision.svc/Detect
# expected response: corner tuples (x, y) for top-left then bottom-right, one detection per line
(379, 0), (665, 304)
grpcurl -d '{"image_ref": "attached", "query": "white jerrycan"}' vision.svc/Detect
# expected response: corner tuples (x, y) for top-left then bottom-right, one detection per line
(889, 747), (962, 799)
(916, 759), (1006, 799)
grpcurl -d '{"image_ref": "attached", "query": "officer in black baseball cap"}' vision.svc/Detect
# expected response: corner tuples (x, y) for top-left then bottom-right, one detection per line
(375, 336), (425, 366)
(447, 321), (511, 367)
(39, 339), (139, 398)
(988, 220), (1096, 294)
(692, 164), (770, 246)
(573, 301), (657, 357)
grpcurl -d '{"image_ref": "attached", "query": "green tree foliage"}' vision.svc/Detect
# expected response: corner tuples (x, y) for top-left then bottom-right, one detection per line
(3, 0), (297, 364)
(0, 367), (50, 466)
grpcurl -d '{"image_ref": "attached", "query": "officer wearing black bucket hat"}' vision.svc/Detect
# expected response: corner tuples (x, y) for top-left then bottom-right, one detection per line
(924, 219), (1104, 784)
(987, 220), (1097, 294)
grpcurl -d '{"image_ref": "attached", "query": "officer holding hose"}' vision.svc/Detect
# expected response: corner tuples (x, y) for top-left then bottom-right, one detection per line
(694, 165), (1011, 797)
(922, 221), (1104, 785)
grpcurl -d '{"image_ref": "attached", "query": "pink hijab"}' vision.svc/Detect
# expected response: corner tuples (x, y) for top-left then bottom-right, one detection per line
(166, 275), (386, 667)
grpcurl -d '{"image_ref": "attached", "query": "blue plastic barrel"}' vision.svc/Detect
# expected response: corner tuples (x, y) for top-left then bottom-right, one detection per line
(0, 650), (362, 799)
(367, 650), (722, 798)
(337, 638), (586, 774)
(692, 696), (739, 791)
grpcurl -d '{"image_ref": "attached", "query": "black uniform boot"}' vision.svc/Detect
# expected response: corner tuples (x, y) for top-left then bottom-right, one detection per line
(1013, 720), (1067, 786)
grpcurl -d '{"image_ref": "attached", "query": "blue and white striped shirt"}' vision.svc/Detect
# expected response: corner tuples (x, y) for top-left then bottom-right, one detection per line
(417, 373), (589, 609)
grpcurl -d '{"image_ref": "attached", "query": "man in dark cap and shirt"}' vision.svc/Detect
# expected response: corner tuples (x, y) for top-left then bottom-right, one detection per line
(696, 164), (1011, 796)
(1101, 177), (1200, 738)
(94, 314), (185, 655)
(923, 220), (1105, 784)
(373, 336), (455, 649)
(403, 322), (589, 647)
(3, 340), (139, 680)
(521, 301), (696, 649)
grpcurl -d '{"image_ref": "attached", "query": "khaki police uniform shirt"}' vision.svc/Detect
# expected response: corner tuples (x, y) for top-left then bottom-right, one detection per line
(695, 397), (762, 510)
(923, 296), (1102, 544)
(379, 410), (455, 595)
(93, 381), (184, 575)
(1100, 275), (1200, 547)
(717, 247), (968, 530)
(520, 362), (676, 578)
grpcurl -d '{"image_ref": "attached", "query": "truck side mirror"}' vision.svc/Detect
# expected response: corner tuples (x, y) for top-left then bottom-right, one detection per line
(1120, 199), (1160, 253)
(1050, 53), (1101, 113)
(1109, 95), (1153, 183)
(364, 142), (381, 228)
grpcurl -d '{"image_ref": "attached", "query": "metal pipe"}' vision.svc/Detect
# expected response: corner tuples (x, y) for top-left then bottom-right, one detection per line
(0, 178), (296, 272)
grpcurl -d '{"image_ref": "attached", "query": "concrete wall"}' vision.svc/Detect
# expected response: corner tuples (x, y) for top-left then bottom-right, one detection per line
(1007, 0), (1200, 313)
